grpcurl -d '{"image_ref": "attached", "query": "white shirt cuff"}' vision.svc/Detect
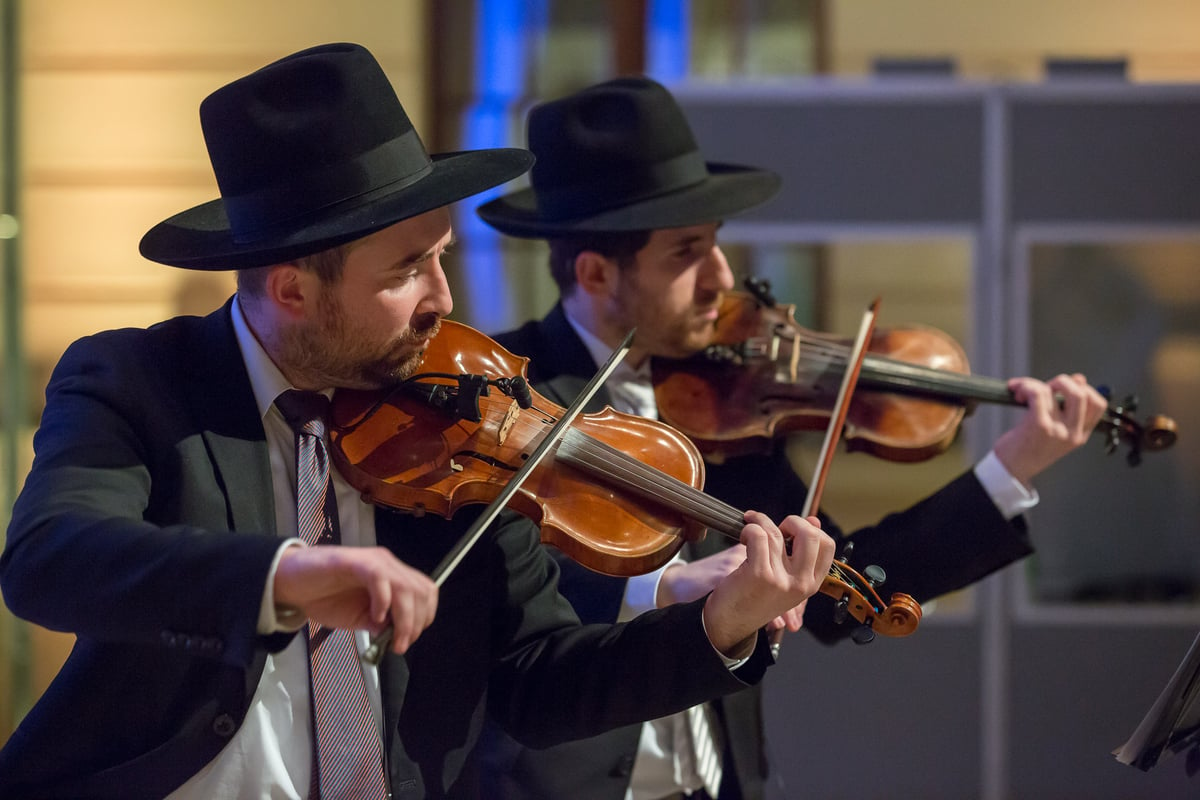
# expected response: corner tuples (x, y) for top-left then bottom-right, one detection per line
(620, 555), (749, 669)
(700, 610), (753, 669)
(618, 556), (683, 622)
(256, 538), (308, 634)
(974, 449), (1039, 520)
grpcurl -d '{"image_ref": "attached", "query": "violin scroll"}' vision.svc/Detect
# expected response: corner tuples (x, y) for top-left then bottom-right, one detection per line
(1096, 391), (1177, 466)
(820, 543), (921, 642)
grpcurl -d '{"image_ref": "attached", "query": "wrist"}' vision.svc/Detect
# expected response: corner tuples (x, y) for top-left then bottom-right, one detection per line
(258, 539), (307, 634)
(655, 563), (683, 608)
(701, 596), (755, 658)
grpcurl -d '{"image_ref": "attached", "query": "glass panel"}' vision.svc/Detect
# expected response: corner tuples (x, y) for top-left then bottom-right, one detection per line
(690, 0), (820, 77)
(1027, 242), (1200, 604)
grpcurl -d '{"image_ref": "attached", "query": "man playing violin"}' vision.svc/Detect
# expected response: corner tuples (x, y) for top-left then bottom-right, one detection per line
(0, 45), (835, 800)
(474, 76), (1109, 800)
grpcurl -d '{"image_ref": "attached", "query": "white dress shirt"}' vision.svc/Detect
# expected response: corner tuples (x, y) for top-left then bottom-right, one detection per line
(169, 296), (385, 799)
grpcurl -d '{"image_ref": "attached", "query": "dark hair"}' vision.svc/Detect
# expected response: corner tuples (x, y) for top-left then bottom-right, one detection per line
(235, 241), (353, 299)
(546, 230), (652, 295)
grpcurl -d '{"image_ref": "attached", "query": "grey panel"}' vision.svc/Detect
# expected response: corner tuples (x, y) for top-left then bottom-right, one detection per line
(1011, 98), (1200, 223)
(675, 93), (984, 224)
(764, 626), (982, 800)
(1010, 626), (1199, 799)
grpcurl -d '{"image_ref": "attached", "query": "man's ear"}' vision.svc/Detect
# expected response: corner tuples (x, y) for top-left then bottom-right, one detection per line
(263, 263), (314, 320)
(574, 250), (620, 299)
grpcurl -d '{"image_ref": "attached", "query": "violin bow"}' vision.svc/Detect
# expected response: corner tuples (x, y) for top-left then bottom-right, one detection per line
(801, 298), (880, 517)
(772, 298), (880, 657)
(361, 327), (637, 665)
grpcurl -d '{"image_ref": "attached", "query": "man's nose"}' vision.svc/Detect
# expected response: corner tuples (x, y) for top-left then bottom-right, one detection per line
(701, 245), (735, 292)
(423, 262), (454, 317)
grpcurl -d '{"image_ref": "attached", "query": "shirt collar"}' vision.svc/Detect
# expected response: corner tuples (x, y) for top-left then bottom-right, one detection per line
(562, 308), (657, 418)
(562, 308), (651, 387)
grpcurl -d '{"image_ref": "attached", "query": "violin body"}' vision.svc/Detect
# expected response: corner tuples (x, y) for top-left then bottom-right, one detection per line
(653, 293), (972, 462)
(329, 321), (707, 577)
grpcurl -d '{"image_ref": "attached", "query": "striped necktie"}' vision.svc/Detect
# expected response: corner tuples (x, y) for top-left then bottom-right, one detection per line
(685, 703), (723, 798)
(276, 390), (389, 800)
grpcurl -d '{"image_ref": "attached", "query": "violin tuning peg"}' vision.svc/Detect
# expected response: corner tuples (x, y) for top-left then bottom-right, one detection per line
(744, 276), (777, 307)
(851, 625), (876, 645)
(833, 594), (850, 625)
(1104, 425), (1121, 455)
(700, 344), (742, 366)
(863, 564), (886, 588)
(838, 542), (855, 564)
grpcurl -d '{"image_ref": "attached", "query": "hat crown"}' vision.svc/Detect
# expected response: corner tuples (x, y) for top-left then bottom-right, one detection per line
(198, 43), (431, 241)
(529, 77), (699, 182)
(524, 76), (708, 221)
(202, 44), (409, 195)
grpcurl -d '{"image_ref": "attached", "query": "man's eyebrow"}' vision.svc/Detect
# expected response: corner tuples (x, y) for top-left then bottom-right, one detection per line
(670, 233), (706, 250)
(669, 225), (721, 250)
(400, 236), (457, 267)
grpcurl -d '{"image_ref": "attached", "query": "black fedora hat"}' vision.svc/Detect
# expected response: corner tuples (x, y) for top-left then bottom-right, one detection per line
(476, 76), (780, 238)
(140, 43), (533, 270)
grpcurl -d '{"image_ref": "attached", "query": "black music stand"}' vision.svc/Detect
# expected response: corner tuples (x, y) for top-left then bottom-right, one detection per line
(1114, 629), (1200, 775)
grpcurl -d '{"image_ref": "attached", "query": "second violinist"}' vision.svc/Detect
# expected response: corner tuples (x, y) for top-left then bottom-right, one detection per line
(475, 76), (1108, 800)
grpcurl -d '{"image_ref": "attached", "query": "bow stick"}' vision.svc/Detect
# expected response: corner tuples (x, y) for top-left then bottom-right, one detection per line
(771, 298), (880, 658)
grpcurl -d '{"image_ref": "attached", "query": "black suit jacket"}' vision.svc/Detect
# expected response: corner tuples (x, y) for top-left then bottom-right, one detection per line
(477, 303), (1035, 800)
(0, 300), (774, 800)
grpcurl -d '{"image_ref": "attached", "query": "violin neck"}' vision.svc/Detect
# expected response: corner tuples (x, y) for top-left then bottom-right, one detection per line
(859, 353), (1019, 409)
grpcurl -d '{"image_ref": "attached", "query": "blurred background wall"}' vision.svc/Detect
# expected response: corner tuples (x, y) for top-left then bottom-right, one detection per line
(2, 2), (1200, 797)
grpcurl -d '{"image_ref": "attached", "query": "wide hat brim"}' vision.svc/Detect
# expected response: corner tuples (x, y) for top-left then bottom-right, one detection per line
(141, 147), (532, 270)
(476, 161), (781, 238)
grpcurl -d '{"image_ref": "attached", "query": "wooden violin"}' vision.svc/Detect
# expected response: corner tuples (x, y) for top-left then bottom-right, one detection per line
(328, 319), (921, 640)
(651, 278), (1177, 466)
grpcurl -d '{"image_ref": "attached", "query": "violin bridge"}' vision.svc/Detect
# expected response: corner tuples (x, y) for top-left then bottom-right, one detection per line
(788, 330), (801, 382)
(771, 329), (802, 383)
(496, 398), (520, 445)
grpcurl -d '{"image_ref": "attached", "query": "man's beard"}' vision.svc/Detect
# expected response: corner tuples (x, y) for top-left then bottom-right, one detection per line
(282, 295), (440, 390)
(620, 280), (722, 359)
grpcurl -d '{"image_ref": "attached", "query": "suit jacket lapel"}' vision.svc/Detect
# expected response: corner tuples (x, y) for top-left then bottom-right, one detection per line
(534, 304), (614, 413)
(193, 300), (276, 538)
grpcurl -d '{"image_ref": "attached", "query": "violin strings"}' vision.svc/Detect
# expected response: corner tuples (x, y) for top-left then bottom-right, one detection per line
(482, 401), (809, 543)
(555, 428), (747, 538)
(752, 335), (1015, 405)
(469, 402), (747, 541)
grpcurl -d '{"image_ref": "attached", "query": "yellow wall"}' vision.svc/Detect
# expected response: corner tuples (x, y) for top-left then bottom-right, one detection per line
(831, 0), (1200, 80)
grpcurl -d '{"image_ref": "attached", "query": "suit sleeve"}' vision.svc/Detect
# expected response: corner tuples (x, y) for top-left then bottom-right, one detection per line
(479, 511), (770, 748)
(1, 331), (286, 668)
